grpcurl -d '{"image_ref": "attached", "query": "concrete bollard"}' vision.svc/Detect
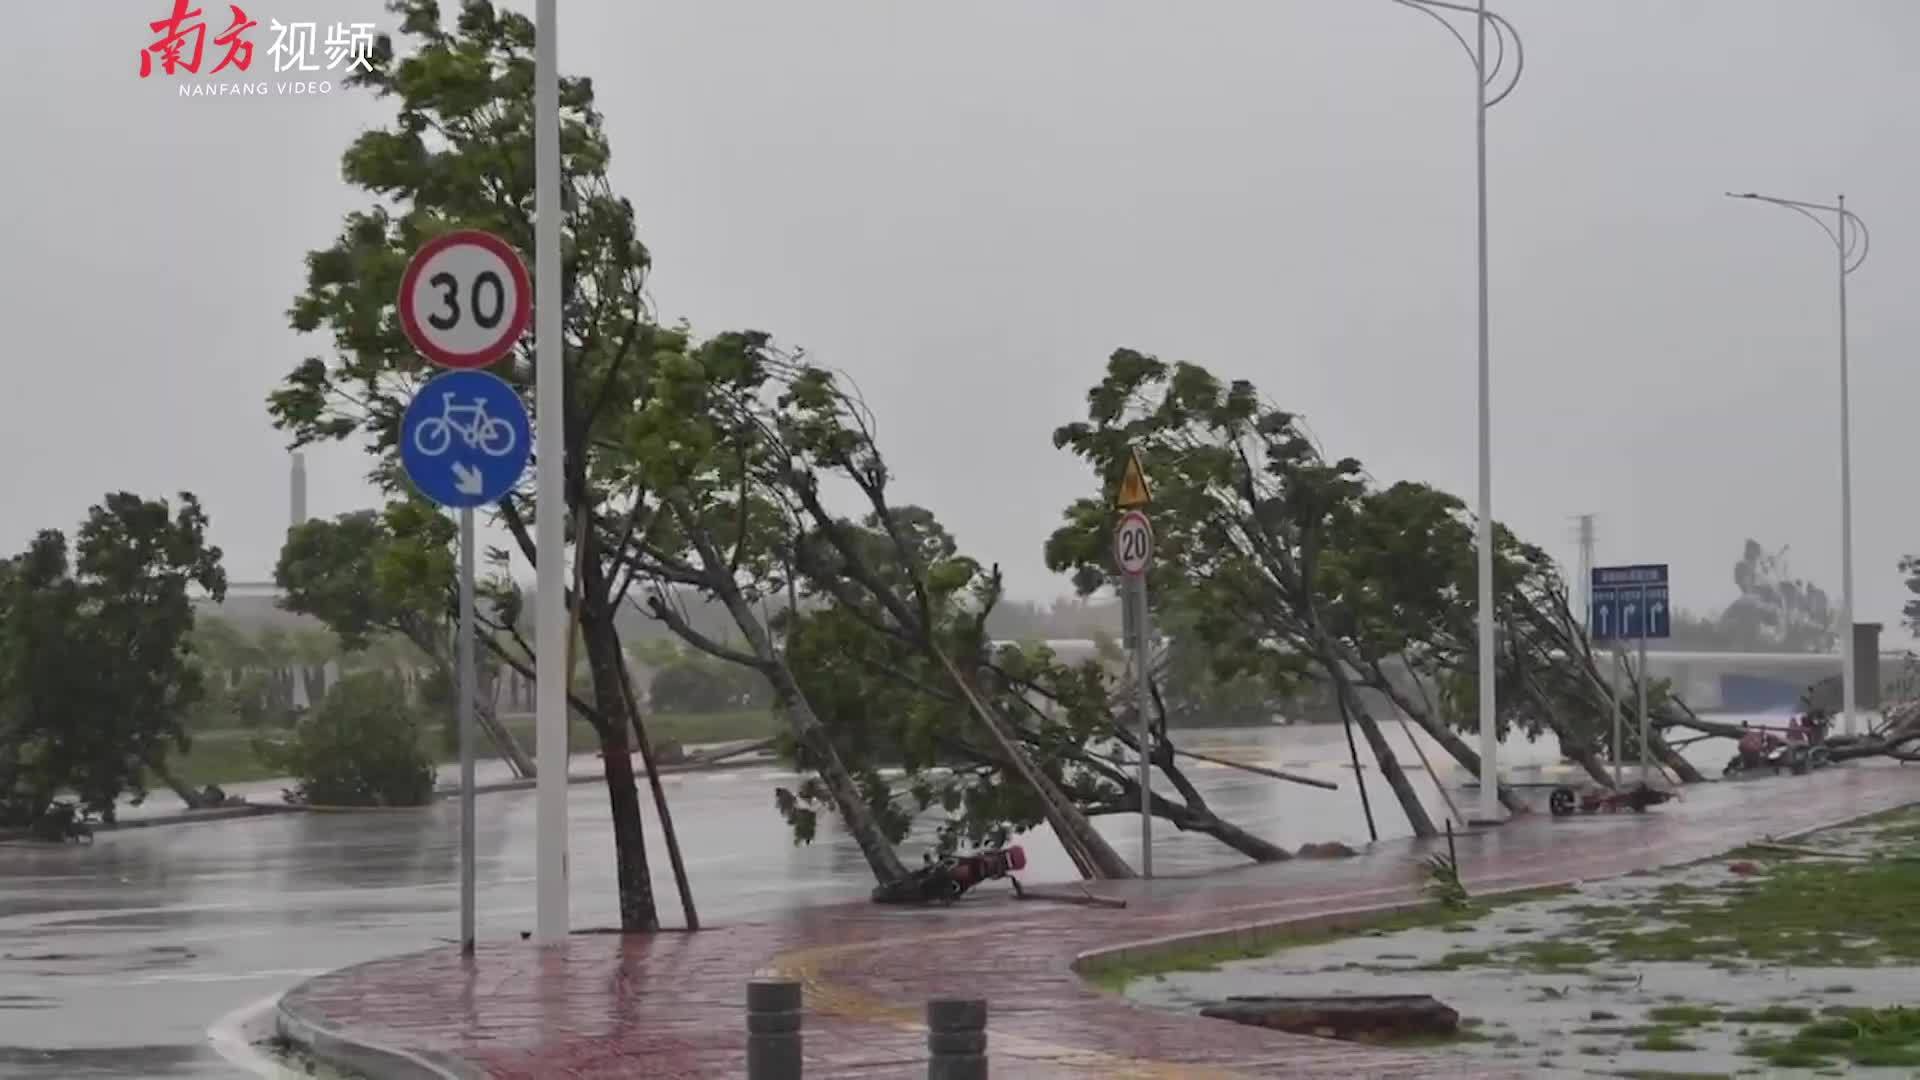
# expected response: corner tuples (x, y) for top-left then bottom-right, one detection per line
(926, 998), (988, 1080)
(747, 979), (803, 1080)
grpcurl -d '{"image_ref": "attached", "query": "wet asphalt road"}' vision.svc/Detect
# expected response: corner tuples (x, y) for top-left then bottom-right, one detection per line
(0, 724), (1669, 1079)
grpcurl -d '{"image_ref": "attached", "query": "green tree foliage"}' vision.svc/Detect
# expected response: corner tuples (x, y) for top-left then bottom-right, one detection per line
(278, 505), (451, 653)
(770, 508), (1289, 863)
(278, 502), (539, 772)
(262, 672), (435, 807)
(719, 369), (1283, 869)
(0, 493), (226, 830)
(1046, 352), (1686, 830)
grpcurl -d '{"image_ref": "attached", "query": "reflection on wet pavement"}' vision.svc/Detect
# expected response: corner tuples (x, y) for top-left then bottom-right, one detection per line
(0, 724), (1702, 1077)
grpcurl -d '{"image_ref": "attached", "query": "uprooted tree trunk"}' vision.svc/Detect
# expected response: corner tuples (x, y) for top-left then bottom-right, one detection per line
(1331, 663), (1437, 838)
(1357, 657), (1529, 815)
(785, 484), (1134, 880)
(965, 679), (1292, 865)
(149, 757), (210, 809)
(1497, 577), (1707, 785)
(646, 500), (910, 887)
(1656, 705), (1920, 766)
(474, 688), (536, 779)
(941, 652), (1137, 879)
(1108, 691), (1292, 862)
(434, 653), (534, 778)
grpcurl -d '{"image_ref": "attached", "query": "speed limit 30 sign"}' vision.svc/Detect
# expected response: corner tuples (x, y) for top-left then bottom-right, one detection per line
(1114, 510), (1153, 576)
(398, 230), (533, 370)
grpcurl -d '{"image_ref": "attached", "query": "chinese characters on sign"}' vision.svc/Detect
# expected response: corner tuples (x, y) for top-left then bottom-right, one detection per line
(139, 2), (376, 79)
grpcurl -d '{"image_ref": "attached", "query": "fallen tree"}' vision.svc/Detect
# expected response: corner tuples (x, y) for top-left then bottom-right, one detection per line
(1048, 351), (1701, 842)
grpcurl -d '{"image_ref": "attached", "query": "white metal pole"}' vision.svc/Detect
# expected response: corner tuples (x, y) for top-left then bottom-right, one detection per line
(1836, 194), (1857, 737)
(533, 0), (569, 944)
(1637, 613), (1650, 786)
(1132, 575), (1153, 879)
(458, 508), (477, 954)
(1472, 0), (1500, 822)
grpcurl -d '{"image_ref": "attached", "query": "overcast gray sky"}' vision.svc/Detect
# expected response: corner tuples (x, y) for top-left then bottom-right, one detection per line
(6, 1), (1919, 636)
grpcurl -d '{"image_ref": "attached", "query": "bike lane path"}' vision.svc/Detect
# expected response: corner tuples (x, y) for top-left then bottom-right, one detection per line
(279, 765), (1918, 1078)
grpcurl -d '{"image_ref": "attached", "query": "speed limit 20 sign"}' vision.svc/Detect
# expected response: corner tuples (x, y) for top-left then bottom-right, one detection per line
(1114, 510), (1153, 576)
(398, 230), (532, 370)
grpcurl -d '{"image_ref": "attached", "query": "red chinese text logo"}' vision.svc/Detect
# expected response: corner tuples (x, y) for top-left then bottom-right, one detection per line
(140, 1), (259, 77)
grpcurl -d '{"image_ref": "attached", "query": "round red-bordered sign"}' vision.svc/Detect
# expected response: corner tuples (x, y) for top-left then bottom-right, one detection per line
(1114, 510), (1153, 576)
(397, 229), (532, 370)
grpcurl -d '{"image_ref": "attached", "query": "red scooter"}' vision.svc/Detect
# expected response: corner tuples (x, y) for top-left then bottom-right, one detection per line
(871, 845), (1027, 905)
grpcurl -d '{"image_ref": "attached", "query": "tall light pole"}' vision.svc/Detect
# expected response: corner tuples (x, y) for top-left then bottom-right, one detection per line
(1725, 191), (1868, 736)
(534, 0), (569, 943)
(1392, 0), (1524, 822)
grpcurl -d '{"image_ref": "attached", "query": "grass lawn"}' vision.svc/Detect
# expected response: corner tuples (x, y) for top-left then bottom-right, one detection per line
(168, 728), (286, 787)
(165, 709), (783, 788)
(494, 708), (779, 756)
(1101, 804), (1920, 1075)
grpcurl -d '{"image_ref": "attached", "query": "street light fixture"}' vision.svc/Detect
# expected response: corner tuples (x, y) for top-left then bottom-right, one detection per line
(1391, 0), (1524, 823)
(1725, 191), (1869, 736)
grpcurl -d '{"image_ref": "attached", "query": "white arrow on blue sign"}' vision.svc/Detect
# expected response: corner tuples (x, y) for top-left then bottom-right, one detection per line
(1591, 592), (1616, 640)
(400, 370), (532, 509)
(1645, 584), (1670, 639)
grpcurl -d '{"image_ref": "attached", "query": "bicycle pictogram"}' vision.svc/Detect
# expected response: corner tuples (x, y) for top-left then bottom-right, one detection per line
(411, 392), (519, 458)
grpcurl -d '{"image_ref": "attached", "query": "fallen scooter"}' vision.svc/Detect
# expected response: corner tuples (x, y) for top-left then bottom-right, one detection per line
(1548, 782), (1676, 817)
(1723, 723), (1831, 778)
(871, 845), (1027, 905)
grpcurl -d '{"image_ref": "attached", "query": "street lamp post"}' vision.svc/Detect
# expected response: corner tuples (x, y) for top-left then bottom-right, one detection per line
(1392, 0), (1524, 822)
(1726, 192), (1869, 736)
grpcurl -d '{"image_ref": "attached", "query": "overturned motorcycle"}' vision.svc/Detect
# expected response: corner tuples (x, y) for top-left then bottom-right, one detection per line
(1548, 782), (1676, 817)
(1723, 724), (1832, 779)
(871, 845), (1027, 905)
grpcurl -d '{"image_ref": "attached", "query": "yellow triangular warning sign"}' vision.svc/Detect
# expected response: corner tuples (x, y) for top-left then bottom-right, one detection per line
(1116, 449), (1152, 509)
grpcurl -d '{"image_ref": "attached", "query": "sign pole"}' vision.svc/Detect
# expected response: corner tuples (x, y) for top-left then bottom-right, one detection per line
(457, 508), (478, 954)
(1609, 647), (1623, 789)
(1132, 573), (1153, 880)
(533, 0), (569, 944)
(1112, 468), (1154, 880)
(1637, 593), (1650, 786)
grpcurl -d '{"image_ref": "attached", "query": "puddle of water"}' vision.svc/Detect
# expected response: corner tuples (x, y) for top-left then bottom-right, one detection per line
(1127, 812), (1920, 1077)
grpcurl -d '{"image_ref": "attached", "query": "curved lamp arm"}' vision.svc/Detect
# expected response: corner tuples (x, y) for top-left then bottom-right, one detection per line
(1841, 210), (1870, 274)
(1725, 192), (1870, 276)
(1391, 0), (1524, 107)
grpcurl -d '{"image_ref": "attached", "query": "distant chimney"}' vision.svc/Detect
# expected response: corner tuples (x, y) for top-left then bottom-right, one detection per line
(290, 451), (308, 530)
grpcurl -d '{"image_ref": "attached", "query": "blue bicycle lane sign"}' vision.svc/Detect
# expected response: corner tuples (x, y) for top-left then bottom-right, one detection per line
(399, 369), (533, 509)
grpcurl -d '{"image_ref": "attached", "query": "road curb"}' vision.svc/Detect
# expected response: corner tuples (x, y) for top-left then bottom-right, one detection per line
(278, 977), (485, 1080)
(1770, 799), (1917, 843)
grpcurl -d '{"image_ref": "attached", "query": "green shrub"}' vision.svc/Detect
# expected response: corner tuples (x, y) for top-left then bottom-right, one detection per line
(261, 672), (435, 807)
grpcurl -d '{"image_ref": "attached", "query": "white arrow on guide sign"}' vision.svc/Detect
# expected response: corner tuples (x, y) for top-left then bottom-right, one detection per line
(453, 462), (485, 496)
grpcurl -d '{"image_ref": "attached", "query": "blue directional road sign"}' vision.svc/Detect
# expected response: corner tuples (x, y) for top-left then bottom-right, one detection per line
(400, 370), (532, 509)
(1589, 563), (1670, 643)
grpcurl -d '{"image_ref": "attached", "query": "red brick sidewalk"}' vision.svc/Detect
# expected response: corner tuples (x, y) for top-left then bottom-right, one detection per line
(279, 765), (1916, 1079)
